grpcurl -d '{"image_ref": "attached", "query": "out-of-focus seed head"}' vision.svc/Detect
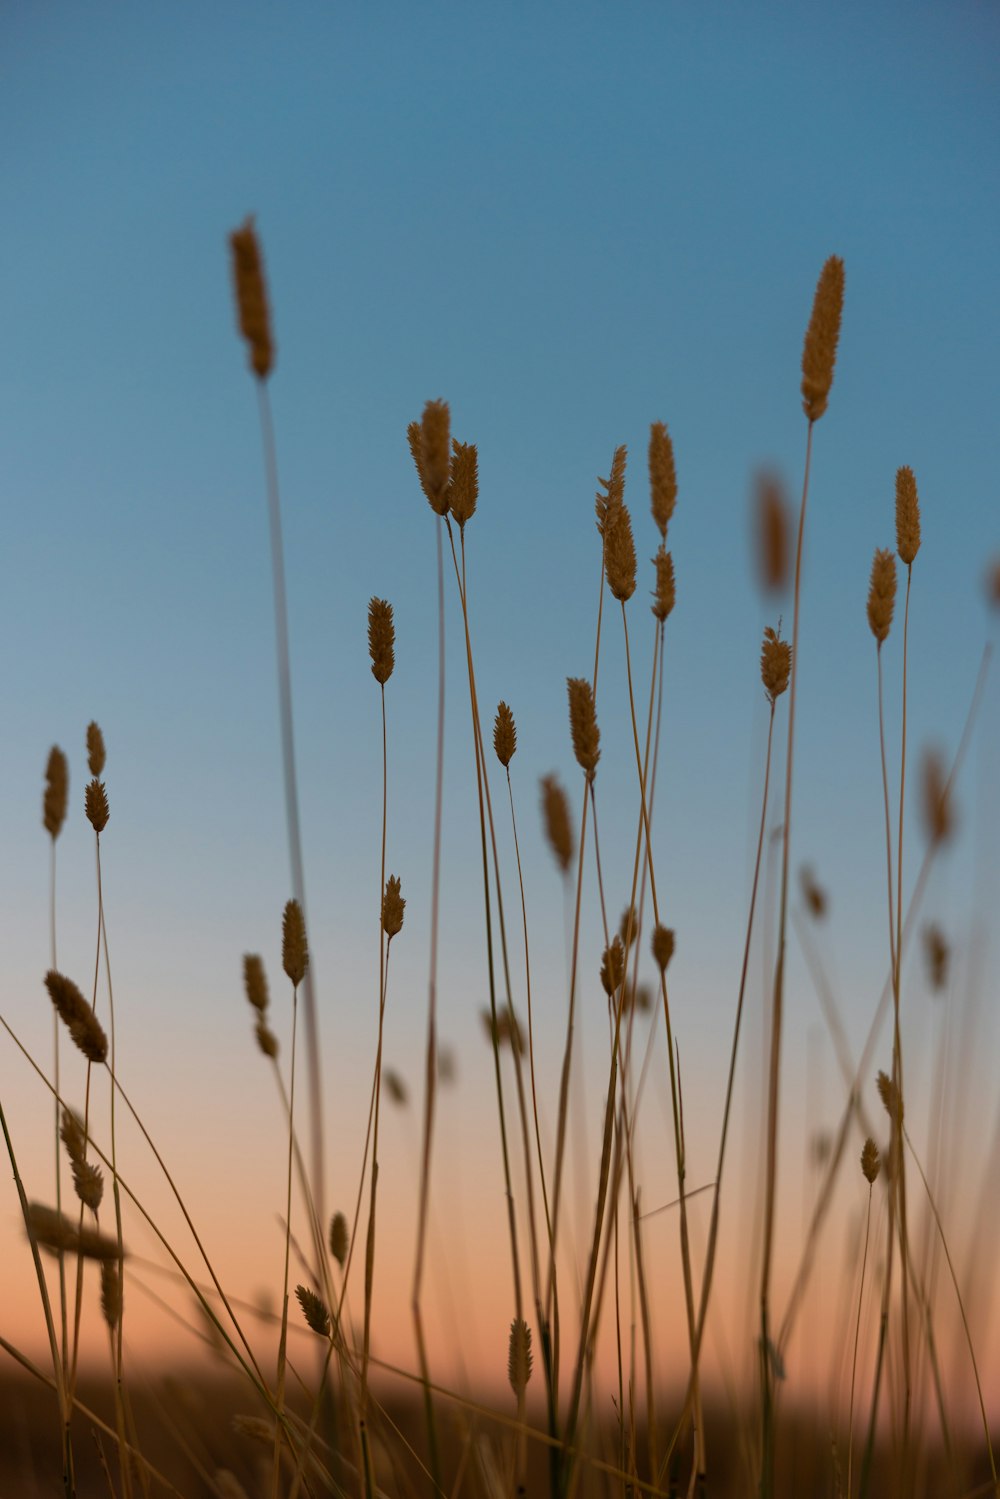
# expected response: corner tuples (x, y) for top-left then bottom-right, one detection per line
(43, 747), (69, 839)
(651, 924), (675, 975)
(243, 955), (269, 1014)
(755, 470), (790, 593)
(922, 924), (949, 994)
(86, 722), (106, 777)
(329, 1212), (348, 1267)
(540, 775), (574, 874)
(229, 216), (274, 380)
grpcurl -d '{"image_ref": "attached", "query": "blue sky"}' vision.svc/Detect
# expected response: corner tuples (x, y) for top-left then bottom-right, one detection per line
(2, 0), (999, 1388)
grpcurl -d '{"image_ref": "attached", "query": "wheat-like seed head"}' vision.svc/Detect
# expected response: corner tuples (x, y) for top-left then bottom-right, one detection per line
(229, 217), (274, 380)
(540, 775), (574, 874)
(921, 749), (953, 845)
(605, 503), (637, 602)
(60, 1107), (104, 1212)
(755, 471), (790, 593)
(760, 624), (791, 705)
(595, 445), (627, 538)
(801, 255), (845, 422)
(86, 721), (106, 776)
(409, 400), (452, 514)
(799, 864), (827, 919)
(508, 1317), (533, 1394)
(282, 899), (308, 986)
(85, 779), (110, 834)
(255, 1019), (279, 1059)
(618, 905), (639, 952)
(651, 924), (675, 975)
(651, 546), (675, 622)
(45, 970), (108, 1064)
(367, 597), (395, 685)
(567, 677), (600, 781)
(922, 924), (949, 993)
(600, 936), (625, 998)
(329, 1212), (348, 1267)
(382, 875), (405, 939)
(861, 1137), (881, 1184)
(101, 1261), (122, 1329)
(867, 547), (897, 644)
(877, 1069), (903, 1126)
(648, 422), (677, 540)
(43, 746), (69, 839)
(493, 701), (517, 767)
(27, 1202), (120, 1261)
(295, 1284), (332, 1337)
(243, 954), (269, 1014)
(448, 439), (478, 527)
(895, 466), (921, 565)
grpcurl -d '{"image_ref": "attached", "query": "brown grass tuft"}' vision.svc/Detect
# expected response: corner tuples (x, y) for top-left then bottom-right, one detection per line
(507, 1317), (533, 1394)
(861, 1138), (881, 1184)
(651, 924), (675, 975)
(755, 470), (790, 593)
(540, 774), (574, 873)
(45, 970), (108, 1064)
(760, 623), (791, 705)
(801, 255), (845, 422)
(867, 547), (897, 644)
(229, 217), (274, 380)
(895, 466), (921, 565)
(86, 721), (106, 777)
(295, 1284), (331, 1337)
(282, 898), (308, 987)
(493, 701), (517, 766)
(651, 545), (675, 622)
(447, 439), (478, 527)
(43, 746), (69, 838)
(85, 778), (110, 834)
(382, 874), (405, 939)
(567, 677), (600, 781)
(605, 503), (637, 602)
(368, 597), (395, 685)
(648, 421), (677, 539)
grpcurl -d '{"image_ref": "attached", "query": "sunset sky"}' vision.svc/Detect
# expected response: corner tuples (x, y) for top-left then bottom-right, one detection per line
(2, 0), (999, 1429)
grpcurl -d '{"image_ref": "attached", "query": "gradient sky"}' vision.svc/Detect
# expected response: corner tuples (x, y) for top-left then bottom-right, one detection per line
(2, 0), (999, 1427)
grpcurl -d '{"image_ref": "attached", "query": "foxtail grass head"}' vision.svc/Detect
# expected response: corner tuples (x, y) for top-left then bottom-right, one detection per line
(243, 954), (269, 1014)
(595, 445), (627, 538)
(605, 503), (637, 602)
(877, 1069), (903, 1126)
(755, 471), (790, 593)
(329, 1212), (348, 1267)
(648, 422), (677, 540)
(408, 400), (452, 515)
(600, 936), (625, 998)
(801, 255), (845, 422)
(86, 721), (106, 776)
(921, 749), (953, 845)
(494, 701), (517, 766)
(368, 597), (395, 685)
(540, 774), (574, 874)
(448, 439), (478, 528)
(861, 1138), (881, 1184)
(567, 677), (600, 781)
(760, 623), (791, 705)
(651, 546), (675, 622)
(382, 875), (405, 939)
(85, 779), (109, 834)
(651, 924), (675, 975)
(229, 217), (274, 380)
(282, 899), (308, 986)
(295, 1284), (331, 1337)
(867, 547), (897, 644)
(895, 466), (921, 565)
(923, 923), (949, 993)
(43, 747), (69, 839)
(508, 1317), (533, 1394)
(45, 970), (108, 1064)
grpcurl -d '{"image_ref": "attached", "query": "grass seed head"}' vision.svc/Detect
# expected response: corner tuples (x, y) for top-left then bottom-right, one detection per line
(867, 547), (897, 644)
(800, 864), (827, 919)
(85, 778), (110, 834)
(45, 970), (108, 1064)
(382, 874), (405, 939)
(540, 774), (574, 874)
(651, 546), (675, 622)
(595, 445), (627, 538)
(295, 1284), (331, 1337)
(567, 677), (600, 781)
(987, 557), (1000, 610)
(448, 439), (478, 527)
(648, 421), (677, 540)
(255, 1019), (279, 1059)
(229, 216), (274, 380)
(508, 1317), (533, 1394)
(329, 1211), (348, 1267)
(760, 624), (791, 705)
(27, 1202), (120, 1261)
(367, 597), (395, 685)
(895, 465), (921, 565)
(755, 470), (790, 593)
(923, 923), (949, 993)
(385, 1069), (408, 1105)
(651, 924), (675, 975)
(921, 749), (953, 845)
(481, 1007), (525, 1056)
(618, 904), (639, 952)
(101, 1262), (122, 1329)
(43, 747), (69, 839)
(801, 255), (845, 422)
(877, 1069), (903, 1126)
(861, 1137), (881, 1184)
(493, 701), (517, 766)
(600, 936), (625, 997)
(243, 954), (269, 1014)
(408, 400), (452, 515)
(282, 898), (308, 986)
(605, 503), (637, 602)
(86, 721), (106, 776)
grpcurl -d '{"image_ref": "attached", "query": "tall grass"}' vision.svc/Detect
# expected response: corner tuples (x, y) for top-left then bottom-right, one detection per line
(1, 229), (998, 1499)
